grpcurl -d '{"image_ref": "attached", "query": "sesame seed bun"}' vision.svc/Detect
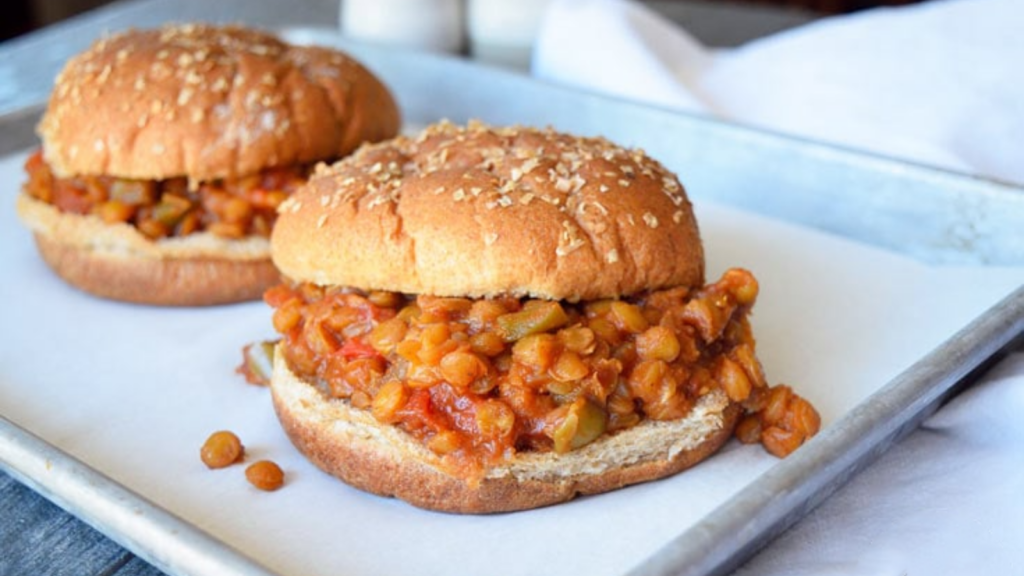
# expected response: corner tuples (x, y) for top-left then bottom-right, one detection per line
(21, 23), (400, 306)
(266, 122), (738, 513)
(271, 121), (704, 301)
(270, 344), (741, 514)
(39, 23), (400, 180)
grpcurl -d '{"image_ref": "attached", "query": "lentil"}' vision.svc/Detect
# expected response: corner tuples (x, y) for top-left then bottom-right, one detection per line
(264, 268), (820, 473)
(200, 430), (244, 469)
(22, 149), (309, 240)
(245, 460), (285, 491)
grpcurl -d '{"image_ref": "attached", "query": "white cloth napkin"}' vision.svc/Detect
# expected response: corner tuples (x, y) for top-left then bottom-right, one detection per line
(532, 0), (1024, 573)
(533, 0), (1024, 185)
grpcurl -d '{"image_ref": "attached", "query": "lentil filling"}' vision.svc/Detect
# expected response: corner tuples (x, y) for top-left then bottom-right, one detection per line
(22, 149), (310, 240)
(264, 268), (820, 473)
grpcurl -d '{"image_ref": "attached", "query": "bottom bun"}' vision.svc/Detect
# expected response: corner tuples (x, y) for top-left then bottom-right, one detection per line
(270, 345), (742, 514)
(18, 194), (279, 306)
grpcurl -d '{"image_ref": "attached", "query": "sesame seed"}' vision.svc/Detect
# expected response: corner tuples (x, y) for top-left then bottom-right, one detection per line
(367, 194), (389, 209)
(673, 210), (684, 224)
(618, 179), (631, 188)
(642, 212), (659, 228)
(484, 232), (499, 246)
(556, 220), (586, 257)
(150, 61), (172, 79)
(277, 198), (301, 214)
(177, 87), (195, 106)
(317, 213), (328, 228)
(606, 249), (619, 264)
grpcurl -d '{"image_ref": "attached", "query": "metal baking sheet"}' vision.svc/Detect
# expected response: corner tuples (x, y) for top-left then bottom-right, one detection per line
(1, 28), (1022, 576)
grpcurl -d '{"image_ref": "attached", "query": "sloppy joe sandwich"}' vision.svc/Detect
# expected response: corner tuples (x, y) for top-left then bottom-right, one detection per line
(261, 120), (819, 513)
(17, 23), (400, 305)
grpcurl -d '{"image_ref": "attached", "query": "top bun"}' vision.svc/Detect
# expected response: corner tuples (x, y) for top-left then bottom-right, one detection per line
(271, 121), (704, 301)
(38, 23), (400, 180)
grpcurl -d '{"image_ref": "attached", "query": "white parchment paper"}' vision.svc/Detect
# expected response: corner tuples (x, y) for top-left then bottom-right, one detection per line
(1, 149), (1021, 576)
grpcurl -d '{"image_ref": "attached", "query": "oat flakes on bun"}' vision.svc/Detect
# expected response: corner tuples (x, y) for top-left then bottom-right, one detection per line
(17, 23), (400, 305)
(259, 121), (820, 513)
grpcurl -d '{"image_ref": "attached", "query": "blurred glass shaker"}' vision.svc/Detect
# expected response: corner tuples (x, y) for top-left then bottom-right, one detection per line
(340, 0), (466, 54)
(467, 0), (553, 69)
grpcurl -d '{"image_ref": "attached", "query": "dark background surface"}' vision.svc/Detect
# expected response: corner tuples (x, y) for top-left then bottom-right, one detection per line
(1, 0), (923, 42)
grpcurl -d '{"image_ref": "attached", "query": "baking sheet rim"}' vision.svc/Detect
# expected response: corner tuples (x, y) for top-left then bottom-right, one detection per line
(1, 41), (1023, 574)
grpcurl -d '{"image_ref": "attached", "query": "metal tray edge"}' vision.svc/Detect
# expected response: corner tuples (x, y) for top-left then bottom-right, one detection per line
(631, 285), (1024, 576)
(0, 418), (279, 576)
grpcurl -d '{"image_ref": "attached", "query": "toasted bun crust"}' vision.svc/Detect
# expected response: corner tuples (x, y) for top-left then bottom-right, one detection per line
(270, 346), (740, 514)
(17, 193), (278, 305)
(39, 23), (400, 180)
(271, 121), (704, 301)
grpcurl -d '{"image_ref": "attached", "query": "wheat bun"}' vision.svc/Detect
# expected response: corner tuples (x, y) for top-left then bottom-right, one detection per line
(270, 345), (740, 514)
(39, 23), (400, 180)
(17, 194), (278, 305)
(271, 121), (704, 301)
(23, 23), (400, 305)
(267, 122), (731, 512)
